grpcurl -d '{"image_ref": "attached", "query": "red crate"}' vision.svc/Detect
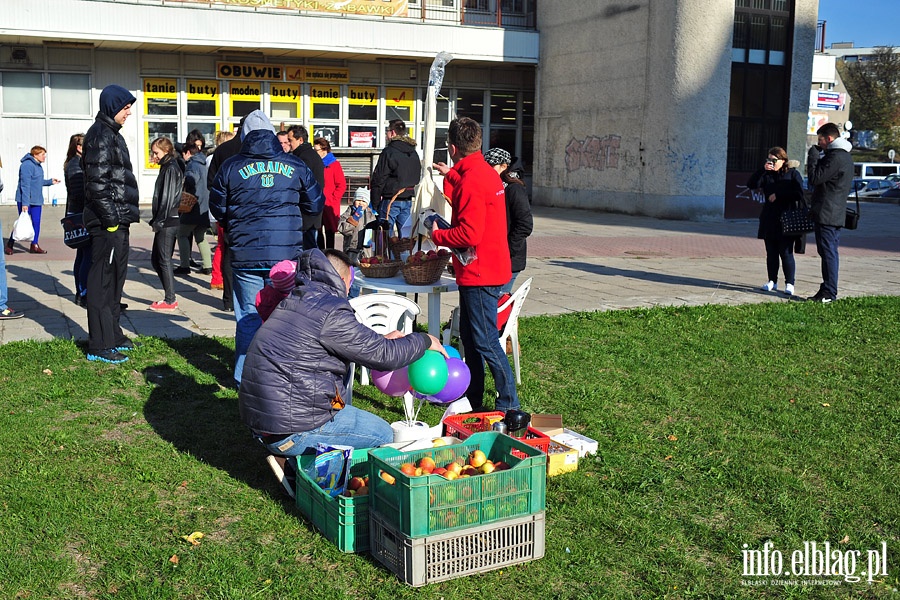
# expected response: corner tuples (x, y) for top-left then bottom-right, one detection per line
(443, 412), (551, 456)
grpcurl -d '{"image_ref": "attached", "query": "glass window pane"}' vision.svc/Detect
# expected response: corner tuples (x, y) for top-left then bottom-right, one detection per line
(312, 101), (340, 120)
(349, 126), (376, 148)
(189, 97), (217, 117)
(744, 70), (764, 117)
(186, 122), (217, 149)
(349, 103), (377, 120)
(456, 89), (484, 122)
(147, 95), (178, 116)
(313, 125), (340, 146)
(2, 71), (43, 114)
(386, 104), (411, 122)
(271, 102), (298, 119)
(521, 128), (533, 171)
(146, 121), (179, 167)
(488, 128), (516, 155)
(49, 73), (90, 115)
(765, 73), (784, 117)
(729, 69), (745, 116)
(436, 96), (449, 122)
(521, 92), (534, 127)
(490, 92), (517, 126)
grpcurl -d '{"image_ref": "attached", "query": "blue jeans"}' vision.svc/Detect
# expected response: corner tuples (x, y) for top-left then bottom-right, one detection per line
(501, 272), (520, 295)
(0, 217), (8, 310)
(232, 268), (269, 387)
(458, 284), (520, 412)
(814, 224), (841, 299)
(258, 406), (394, 457)
(764, 234), (795, 285)
(379, 198), (411, 237)
(74, 241), (92, 297)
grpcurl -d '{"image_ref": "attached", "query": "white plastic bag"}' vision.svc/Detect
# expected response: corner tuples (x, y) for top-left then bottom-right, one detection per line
(12, 212), (34, 242)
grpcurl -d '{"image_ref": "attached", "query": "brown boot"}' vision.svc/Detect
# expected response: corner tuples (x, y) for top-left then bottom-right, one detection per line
(4, 241), (12, 256)
(29, 243), (47, 254)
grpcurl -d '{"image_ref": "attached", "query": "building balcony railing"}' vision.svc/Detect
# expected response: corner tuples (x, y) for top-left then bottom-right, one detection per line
(100, 0), (536, 30)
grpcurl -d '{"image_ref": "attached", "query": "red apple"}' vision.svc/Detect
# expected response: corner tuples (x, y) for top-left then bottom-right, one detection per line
(348, 476), (366, 491)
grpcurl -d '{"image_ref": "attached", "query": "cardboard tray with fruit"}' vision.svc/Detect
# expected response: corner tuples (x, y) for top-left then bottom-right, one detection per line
(401, 248), (451, 285)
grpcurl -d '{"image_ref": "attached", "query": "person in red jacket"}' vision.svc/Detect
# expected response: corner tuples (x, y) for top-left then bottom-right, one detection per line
(431, 117), (521, 412)
(314, 137), (347, 249)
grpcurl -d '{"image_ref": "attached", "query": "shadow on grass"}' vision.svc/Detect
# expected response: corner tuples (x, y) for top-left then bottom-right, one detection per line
(141, 340), (287, 501)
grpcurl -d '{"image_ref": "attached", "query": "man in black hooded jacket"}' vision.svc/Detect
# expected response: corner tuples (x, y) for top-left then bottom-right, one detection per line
(82, 84), (140, 364)
(371, 119), (420, 236)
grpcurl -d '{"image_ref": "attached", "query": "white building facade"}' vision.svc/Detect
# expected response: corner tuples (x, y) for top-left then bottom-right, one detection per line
(1, 0), (821, 220)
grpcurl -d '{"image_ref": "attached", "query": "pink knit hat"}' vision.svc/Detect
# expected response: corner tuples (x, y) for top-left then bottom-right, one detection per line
(269, 260), (297, 293)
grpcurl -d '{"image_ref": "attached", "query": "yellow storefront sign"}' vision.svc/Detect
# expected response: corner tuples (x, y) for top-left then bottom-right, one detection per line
(286, 66), (349, 84)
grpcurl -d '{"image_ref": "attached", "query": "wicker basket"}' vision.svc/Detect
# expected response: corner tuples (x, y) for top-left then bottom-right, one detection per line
(389, 237), (415, 260)
(358, 260), (402, 279)
(401, 254), (451, 285)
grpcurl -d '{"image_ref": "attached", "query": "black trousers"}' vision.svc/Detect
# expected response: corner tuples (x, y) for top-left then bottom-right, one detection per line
(150, 225), (177, 303)
(86, 227), (130, 352)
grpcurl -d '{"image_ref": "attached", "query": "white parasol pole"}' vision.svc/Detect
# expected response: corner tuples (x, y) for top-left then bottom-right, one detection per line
(413, 51), (453, 238)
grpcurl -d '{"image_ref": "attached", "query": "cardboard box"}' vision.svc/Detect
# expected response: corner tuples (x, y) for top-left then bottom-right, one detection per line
(531, 414), (579, 476)
(532, 414), (598, 458)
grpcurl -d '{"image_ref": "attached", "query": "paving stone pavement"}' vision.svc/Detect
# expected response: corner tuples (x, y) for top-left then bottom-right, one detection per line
(1, 200), (898, 345)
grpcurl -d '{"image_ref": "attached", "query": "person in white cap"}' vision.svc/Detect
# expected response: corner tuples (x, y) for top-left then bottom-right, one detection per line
(337, 186), (377, 263)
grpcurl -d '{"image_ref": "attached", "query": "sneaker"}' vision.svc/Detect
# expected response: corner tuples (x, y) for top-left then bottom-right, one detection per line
(0, 308), (24, 320)
(784, 283), (795, 296)
(807, 291), (834, 303)
(173, 266), (191, 275)
(149, 300), (178, 311)
(87, 349), (129, 364)
(115, 340), (142, 352)
(761, 281), (777, 292)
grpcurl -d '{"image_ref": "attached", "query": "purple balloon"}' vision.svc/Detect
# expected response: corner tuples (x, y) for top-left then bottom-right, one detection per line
(371, 367), (410, 397)
(431, 358), (471, 403)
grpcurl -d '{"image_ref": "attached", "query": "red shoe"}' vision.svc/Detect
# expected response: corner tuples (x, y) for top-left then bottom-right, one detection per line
(4, 241), (13, 255)
(29, 243), (48, 254)
(149, 300), (178, 311)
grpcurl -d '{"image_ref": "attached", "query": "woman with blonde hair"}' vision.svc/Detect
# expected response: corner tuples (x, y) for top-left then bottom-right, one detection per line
(147, 137), (185, 310)
(6, 145), (60, 255)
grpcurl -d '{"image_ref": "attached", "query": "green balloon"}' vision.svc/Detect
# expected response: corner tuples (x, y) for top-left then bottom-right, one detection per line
(408, 350), (449, 396)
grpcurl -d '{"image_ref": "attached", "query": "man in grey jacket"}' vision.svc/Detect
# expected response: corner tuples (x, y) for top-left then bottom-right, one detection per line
(806, 122), (854, 303)
(239, 249), (446, 458)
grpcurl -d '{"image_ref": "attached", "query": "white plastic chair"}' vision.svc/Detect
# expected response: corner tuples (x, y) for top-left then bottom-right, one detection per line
(441, 277), (532, 384)
(348, 293), (421, 395)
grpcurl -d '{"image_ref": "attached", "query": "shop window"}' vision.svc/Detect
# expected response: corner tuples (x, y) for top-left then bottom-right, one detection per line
(145, 121), (180, 169)
(385, 87), (415, 125)
(270, 83), (302, 120)
(49, 73), (90, 115)
(313, 125), (341, 147)
(145, 78), (178, 116)
(2, 71), (43, 114)
(348, 127), (376, 148)
(348, 86), (377, 121)
(456, 89), (484, 122)
(490, 91), (517, 125)
(187, 80), (219, 117)
(230, 81), (261, 119)
(521, 91), (534, 128)
(310, 84), (341, 120)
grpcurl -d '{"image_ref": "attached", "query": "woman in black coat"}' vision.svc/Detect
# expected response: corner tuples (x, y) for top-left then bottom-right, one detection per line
(484, 148), (533, 294)
(746, 146), (804, 297)
(64, 133), (90, 306)
(147, 137), (185, 310)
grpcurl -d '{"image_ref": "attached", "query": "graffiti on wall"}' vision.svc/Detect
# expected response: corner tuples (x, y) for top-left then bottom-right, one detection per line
(735, 185), (765, 204)
(565, 135), (621, 172)
(665, 148), (718, 190)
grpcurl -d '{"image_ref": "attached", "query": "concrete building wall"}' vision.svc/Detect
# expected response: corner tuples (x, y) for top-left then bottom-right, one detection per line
(790, 0), (821, 164)
(533, 1), (735, 220)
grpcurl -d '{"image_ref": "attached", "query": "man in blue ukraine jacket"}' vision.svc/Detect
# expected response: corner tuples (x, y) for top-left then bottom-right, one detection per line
(210, 110), (324, 387)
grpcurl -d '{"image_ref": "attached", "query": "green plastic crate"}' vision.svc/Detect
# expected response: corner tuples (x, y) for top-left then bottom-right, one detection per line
(367, 432), (546, 538)
(370, 509), (546, 587)
(295, 448), (371, 553)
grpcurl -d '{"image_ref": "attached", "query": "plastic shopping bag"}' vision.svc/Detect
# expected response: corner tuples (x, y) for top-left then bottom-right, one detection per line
(12, 212), (34, 242)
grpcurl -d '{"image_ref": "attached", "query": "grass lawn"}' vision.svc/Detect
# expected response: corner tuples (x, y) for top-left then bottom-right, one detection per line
(1, 297), (898, 599)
